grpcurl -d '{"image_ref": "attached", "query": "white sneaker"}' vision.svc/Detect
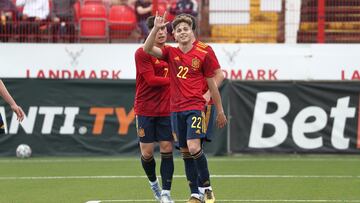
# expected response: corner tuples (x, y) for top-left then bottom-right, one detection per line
(199, 192), (204, 202)
(204, 189), (215, 203)
(160, 193), (174, 203)
(150, 181), (162, 201)
(198, 187), (205, 202)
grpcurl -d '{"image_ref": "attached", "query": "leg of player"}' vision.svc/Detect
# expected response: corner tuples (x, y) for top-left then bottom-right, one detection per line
(181, 148), (202, 203)
(172, 112), (202, 203)
(198, 104), (216, 201)
(187, 113), (215, 203)
(140, 142), (162, 201)
(137, 116), (161, 201)
(187, 139), (215, 203)
(159, 141), (174, 203)
(156, 116), (174, 203)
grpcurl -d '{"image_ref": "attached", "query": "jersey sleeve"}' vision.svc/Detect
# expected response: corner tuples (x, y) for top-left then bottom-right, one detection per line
(206, 46), (221, 70)
(142, 71), (170, 86)
(160, 45), (170, 61)
(202, 54), (217, 78)
(135, 48), (169, 86)
(135, 48), (153, 74)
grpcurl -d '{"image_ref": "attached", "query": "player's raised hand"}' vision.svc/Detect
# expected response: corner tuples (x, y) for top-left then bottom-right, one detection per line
(216, 111), (227, 129)
(154, 11), (168, 29)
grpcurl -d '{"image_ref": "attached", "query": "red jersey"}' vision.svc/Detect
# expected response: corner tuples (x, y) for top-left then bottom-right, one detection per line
(194, 40), (221, 105)
(161, 45), (218, 112)
(134, 47), (170, 116)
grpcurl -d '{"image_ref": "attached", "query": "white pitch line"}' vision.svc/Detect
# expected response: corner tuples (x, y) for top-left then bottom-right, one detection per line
(0, 157), (359, 163)
(1, 174), (359, 180)
(85, 199), (360, 203)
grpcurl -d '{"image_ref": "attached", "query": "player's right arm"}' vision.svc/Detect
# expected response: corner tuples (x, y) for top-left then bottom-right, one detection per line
(143, 12), (168, 58)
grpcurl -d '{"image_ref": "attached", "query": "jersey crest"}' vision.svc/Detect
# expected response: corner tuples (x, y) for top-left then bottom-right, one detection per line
(192, 58), (200, 69)
(137, 128), (145, 137)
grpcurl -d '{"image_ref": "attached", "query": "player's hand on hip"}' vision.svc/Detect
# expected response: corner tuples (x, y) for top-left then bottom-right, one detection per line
(11, 105), (25, 122)
(216, 111), (227, 129)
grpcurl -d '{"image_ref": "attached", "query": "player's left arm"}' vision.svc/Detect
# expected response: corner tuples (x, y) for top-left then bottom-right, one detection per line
(206, 77), (227, 128)
(202, 46), (224, 102)
(0, 80), (24, 121)
(207, 45), (224, 87)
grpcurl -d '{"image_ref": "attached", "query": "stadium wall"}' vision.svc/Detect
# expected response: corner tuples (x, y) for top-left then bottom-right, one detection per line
(1, 44), (360, 80)
(1, 43), (360, 156)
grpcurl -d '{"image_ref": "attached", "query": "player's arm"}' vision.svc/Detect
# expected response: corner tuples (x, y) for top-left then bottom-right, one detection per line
(203, 69), (224, 101)
(213, 69), (224, 87)
(135, 49), (169, 86)
(143, 12), (168, 58)
(207, 45), (224, 87)
(0, 80), (24, 121)
(206, 77), (227, 128)
(142, 71), (169, 86)
(203, 46), (224, 101)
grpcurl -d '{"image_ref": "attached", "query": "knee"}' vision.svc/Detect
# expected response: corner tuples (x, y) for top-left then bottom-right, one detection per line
(141, 150), (153, 159)
(160, 141), (173, 153)
(187, 145), (201, 155)
(141, 152), (153, 159)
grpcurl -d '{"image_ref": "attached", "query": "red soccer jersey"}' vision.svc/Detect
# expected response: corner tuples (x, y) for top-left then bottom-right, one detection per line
(134, 47), (170, 116)
(161, 45), (218, 112)
(193, 40), (221, 105)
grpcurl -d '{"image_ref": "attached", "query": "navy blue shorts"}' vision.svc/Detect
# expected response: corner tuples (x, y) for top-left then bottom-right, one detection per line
(0, 114), (4, 134)
(136, 115), (172, 143)
(171, 110), (205, 148)
(204, 104), (216, 142)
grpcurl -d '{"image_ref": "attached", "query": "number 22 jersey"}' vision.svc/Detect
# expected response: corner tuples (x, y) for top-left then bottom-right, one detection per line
(161, 45), (218, 112)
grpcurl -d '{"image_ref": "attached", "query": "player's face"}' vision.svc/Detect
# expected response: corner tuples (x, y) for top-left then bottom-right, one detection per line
(173, 22), (192, 45)
(155, 26), (167, 44)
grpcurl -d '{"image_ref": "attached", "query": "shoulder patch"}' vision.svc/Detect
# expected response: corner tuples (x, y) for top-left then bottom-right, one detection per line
(195, 47), (208, 54)
(196, 41), (208, 49)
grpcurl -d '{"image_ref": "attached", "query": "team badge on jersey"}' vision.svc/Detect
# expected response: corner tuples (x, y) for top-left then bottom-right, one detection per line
(192, 58), (200, 69)
(137, 128), (145, 137)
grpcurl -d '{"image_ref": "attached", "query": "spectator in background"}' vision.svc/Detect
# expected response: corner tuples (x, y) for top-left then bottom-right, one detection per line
(135, 0), (152, 37)
(16, 0), (49, 42)
(171, 0), (198, 17)
(110, 0), (127, 6)
(50, 0), (76, 43)
(0, 0), (19, 42)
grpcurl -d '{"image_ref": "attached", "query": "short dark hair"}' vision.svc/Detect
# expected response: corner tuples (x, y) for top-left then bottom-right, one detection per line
(172, 15), (193, 30)
(175, 13), (196, 30)
(146, 16), (156, 30)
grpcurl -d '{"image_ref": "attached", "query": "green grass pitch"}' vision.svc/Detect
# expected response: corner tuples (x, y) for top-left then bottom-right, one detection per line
(0, 155), (359, 203)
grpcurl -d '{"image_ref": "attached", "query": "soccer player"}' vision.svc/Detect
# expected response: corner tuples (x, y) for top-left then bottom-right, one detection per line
(177, 13), (225, 201)
(134, 16), (175, 203)
(0, 80), (25, 134)
(144, 13), (227, 203)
